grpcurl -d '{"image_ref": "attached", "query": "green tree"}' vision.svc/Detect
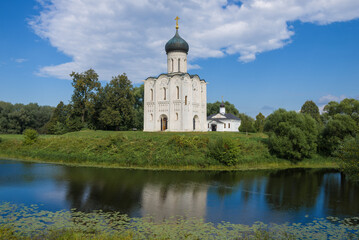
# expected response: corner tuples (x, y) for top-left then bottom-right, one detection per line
(264, 109), (319, 161)
(323, 98), (359, 124)
(133, 84), (144, 130)
(338, 137), (359, 181)
(254, 112), (265, 132)
(300, 100), (321, 123)
(319, 114), (357, 155)
(99, 74), (135, 130)
(46, 101), (70, 134)
(23, 129), (39, 145)
(207, 101), (240, 116)
(238, 114), (255, 134)
(70, 69), (101, 125)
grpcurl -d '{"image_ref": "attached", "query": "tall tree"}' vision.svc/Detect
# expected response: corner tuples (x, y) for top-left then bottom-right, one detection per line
(300, 100), (321, 123)
(238, 113), (256, 134)
(70, 69), (101, 124)
(99, 74), (135, 130)
(133, 84), (144, 130)
(254, 112), (266, 132)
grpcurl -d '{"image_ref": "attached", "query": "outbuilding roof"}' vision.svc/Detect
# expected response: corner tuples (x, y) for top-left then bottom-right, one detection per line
(207, 113), (241, 121)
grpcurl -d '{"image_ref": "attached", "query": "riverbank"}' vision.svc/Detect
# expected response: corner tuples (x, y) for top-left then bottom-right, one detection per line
(0, 130), (338, 171)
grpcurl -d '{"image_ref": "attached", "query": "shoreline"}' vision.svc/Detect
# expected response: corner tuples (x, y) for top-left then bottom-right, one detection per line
(0, 154), (339, 172)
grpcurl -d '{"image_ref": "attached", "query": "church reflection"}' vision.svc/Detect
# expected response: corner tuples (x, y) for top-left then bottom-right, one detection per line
(45, 164), (359, 223)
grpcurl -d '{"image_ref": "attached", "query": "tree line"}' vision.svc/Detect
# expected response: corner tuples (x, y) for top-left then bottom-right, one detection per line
(46, 69), (144, 134)
(0, 102), (53, 134)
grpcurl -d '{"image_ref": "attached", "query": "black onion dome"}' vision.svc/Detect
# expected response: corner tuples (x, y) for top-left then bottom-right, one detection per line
(220, 102), (225, 107)
(165, 30), (189, 54)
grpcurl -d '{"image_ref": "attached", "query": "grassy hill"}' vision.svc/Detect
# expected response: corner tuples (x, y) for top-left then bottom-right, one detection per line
(0, 130), (337, 170)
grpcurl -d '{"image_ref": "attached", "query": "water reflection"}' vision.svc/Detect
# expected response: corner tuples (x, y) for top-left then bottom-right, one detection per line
(0, 159), (358, 224)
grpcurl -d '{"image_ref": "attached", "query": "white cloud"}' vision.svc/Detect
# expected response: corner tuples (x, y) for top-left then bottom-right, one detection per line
(318, 94), (346, 104)
(14, 58), (27, 63)
(29, 0), (359, 82)
(317, 94), (347, 113)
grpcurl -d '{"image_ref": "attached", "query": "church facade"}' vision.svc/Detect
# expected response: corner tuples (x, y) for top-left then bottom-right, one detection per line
(143, 18), (207, 132)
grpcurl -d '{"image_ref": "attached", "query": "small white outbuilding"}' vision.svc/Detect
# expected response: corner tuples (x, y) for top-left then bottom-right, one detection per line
(207, 102), (241, 132)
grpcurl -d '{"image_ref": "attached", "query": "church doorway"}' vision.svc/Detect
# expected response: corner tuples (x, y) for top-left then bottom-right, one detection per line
(211, 124), (217, 131)
(160, 115), (168, 131)
(193, 115), (199, 131)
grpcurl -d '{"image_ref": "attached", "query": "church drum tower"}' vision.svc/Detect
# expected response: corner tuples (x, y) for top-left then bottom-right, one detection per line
(143, 17), (207, 132)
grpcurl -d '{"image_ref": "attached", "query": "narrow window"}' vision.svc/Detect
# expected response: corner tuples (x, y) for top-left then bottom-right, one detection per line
(150, 114), (153, 121)
(171, 59), (174, 72)
(228, 123), (231, 128)
(176, 113), (178, 120)
(150, 89), (153, 101)
(208, 123), (209, 128)
(224, 123), (226, 128)
(163, 87), (166, 100)
(185, 96), (187, 105)
(176, 86), (179, 99)
(178, 58), (180, 72)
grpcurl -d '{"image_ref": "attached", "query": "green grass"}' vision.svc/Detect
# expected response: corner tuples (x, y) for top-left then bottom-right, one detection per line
(1, 202), (358, 240)
(0, 130), (338, 170)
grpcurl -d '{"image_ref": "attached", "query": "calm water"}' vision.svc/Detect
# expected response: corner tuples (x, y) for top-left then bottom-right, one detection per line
(0, 159), (358, 224)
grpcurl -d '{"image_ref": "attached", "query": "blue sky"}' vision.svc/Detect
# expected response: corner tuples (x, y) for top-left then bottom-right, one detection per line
(1, 0), (358, 117)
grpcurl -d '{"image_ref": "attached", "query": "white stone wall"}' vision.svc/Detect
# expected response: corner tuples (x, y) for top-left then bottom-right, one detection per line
(167, 51), (187, 73)
(144, 73), (207, 132)
(207, 119), (241, 132)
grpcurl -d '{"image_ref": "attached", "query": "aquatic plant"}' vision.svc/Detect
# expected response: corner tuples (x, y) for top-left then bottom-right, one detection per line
(0, 202), (358, 240)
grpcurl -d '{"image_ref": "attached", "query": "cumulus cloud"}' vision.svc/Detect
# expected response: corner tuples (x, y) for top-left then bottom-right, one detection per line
(29, 0), (359, 82)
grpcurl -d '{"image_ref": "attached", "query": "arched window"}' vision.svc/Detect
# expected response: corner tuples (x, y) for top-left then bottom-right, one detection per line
(185, 96), (187, 105)
(228, 123), (231, 128)
(178, 58), (180, 72)
(163, 87), (166, 100)
(171, 59), (174, 72)
(176, 113), (178, 120)
(150, 89), (153, 101)
(176, 86), (179, 99)
(150, 113), (153, 121)
(224, 123), (226, 128)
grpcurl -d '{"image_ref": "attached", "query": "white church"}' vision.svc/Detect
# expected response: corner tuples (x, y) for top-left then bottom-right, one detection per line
(143, 18), (207, 132)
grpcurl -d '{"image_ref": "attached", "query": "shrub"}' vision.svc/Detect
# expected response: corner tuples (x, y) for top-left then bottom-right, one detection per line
(319, 114), (357, 155)
(208, 137), (241, 166)
(23, 129), (39, 145)
(337, 137), (359, 181)
(167, 135), (208, 149)
(264, 109), (319, 161)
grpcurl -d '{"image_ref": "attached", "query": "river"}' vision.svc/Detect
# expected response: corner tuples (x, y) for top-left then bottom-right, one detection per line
(0, 159), (358, 224)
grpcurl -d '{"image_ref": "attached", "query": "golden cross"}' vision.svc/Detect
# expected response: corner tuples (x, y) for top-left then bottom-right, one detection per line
(222, 96), (223, 102)
(175, 16), (180, 29)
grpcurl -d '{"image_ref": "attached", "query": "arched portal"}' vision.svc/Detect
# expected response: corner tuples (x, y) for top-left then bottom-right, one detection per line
(160, 114), (168, 131)
(211, 124), (217, 132)
(193, 115), (200, 131)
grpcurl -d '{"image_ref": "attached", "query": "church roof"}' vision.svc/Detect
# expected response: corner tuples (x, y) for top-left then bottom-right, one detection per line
(207, 113), (241, 121)
(165, 30), (189, 54)
(145, 73), (205, 82)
